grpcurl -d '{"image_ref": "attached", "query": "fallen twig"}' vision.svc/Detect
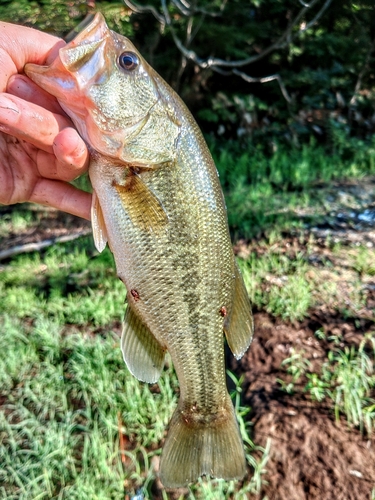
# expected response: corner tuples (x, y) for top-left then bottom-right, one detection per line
(0, 230), (92, 261)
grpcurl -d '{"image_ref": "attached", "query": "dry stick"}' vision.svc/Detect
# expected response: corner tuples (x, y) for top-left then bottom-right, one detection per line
(124, 0), (331, 103)
(0, 230), (92, 261)
(157, 0), (324, 68)
(117, 412), (127, 466)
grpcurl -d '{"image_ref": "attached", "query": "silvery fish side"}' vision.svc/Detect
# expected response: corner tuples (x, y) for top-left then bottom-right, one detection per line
(25, 12), (254, 488)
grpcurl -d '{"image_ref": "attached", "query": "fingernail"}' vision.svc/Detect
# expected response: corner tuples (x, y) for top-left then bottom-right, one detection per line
(53, 128), (88, 171)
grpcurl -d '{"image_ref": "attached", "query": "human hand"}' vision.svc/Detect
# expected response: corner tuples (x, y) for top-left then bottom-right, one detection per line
(0, 22), (91, 220)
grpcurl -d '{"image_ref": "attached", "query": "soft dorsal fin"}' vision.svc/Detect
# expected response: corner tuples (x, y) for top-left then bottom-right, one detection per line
(114, 171), (168, 233)
(224, 260), (254, 359)
(91, 190), (108, 253)
(121, 303), (166, 383)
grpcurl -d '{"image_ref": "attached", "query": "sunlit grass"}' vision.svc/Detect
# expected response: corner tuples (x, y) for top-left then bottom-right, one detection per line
(0, 315), (177, 499)
(0, 239), (270, 498)
(0, 239), (125, 326)
(238, 234), (374, 322)
(279, 333), (375, 434)
(239, 249), (311, 321)
(213, 138), (375, 239)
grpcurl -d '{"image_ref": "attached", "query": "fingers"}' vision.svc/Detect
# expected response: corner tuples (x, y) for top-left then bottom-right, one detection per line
(0, 23), (91, 219)
(0, 22), (64, 91)
(0, 129), (89, 211)
(0, 93), (73, 154)
(1, 81), (89, 181)
(0, 22), (63, 69)
(53, 127), (89, 174)
(30, 177), (92, 220)
(7, 74), (63, 115)
(36, 128), (89, 182)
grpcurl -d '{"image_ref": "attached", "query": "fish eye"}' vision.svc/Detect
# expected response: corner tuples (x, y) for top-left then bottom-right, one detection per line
(118, 51), (139, 71)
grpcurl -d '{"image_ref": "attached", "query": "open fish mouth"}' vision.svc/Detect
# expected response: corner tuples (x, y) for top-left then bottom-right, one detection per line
(25, 20), (110, 101)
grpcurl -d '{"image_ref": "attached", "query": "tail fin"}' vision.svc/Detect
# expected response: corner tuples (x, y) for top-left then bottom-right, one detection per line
(159, 394), (246, 488)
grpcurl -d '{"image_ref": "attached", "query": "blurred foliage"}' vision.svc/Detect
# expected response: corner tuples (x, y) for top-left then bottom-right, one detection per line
(0, 1), (133, 36)
(0, 0), (375, 148)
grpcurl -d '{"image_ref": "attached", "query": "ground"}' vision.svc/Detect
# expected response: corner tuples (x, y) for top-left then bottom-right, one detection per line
(236, 311), (375, 500)
(1, 193), (375, 499)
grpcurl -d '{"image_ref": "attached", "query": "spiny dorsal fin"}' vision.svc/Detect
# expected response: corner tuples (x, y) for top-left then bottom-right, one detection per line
(91, 190), (108, 253)
(224, 260), (254, 360)
(114, 171), (168, 233)
(121, 303), (166, 383)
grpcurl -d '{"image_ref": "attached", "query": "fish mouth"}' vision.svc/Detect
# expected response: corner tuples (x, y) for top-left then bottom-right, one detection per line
(24, 12), (110, 100)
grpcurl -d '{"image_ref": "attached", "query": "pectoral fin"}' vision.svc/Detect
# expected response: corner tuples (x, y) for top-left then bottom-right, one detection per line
(114, 172), (168, 233)
(224, 260), (254, 359)
(121, 304), (166, 383)
(91, 191), (108, 253)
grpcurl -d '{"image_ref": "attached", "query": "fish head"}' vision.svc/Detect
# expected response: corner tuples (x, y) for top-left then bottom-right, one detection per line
(25, 12), (180, 165)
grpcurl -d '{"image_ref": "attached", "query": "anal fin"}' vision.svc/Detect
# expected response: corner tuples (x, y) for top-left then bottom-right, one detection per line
(224, 259), (254, 360)
(121, 304), (166, 383)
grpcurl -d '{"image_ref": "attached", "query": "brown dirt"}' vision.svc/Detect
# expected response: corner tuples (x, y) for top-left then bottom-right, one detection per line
(230, 311), (375, 500)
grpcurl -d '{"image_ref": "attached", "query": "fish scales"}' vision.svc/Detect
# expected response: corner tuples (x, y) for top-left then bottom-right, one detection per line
(25, 12), (254, 488)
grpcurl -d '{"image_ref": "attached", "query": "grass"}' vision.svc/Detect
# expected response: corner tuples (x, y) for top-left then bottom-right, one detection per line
(239, 248), (312, 321)
(0, 314), (178, 499)
(212, 134), (375, 239)
(236, 229), (375, 323)
(0, 238), (124, 326)
(0, 239), (270, 499)
(279, 332), (375, 434)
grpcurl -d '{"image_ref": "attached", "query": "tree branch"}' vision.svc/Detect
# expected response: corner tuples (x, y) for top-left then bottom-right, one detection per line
(123, 0), (165, 24)
(232, 70), (292, 104)
(124, 0), (331, 103)
(300, 0), (332, 32)
(155, 0), (325, 69)
(170, 0), (224, 17)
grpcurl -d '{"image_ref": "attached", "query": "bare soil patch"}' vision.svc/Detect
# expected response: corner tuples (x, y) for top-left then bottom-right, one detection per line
(230, 311), (375, 500)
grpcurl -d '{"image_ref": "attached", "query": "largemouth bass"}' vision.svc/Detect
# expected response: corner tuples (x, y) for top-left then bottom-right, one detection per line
(25, 13), (253, 487)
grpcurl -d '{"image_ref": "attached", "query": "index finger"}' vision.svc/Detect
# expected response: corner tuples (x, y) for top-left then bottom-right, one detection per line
(0, 93), (73, 154)
(0, 22), (64, 91)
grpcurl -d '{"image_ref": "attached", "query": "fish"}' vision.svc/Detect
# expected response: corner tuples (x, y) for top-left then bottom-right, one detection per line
(25, 12), (254, 488)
